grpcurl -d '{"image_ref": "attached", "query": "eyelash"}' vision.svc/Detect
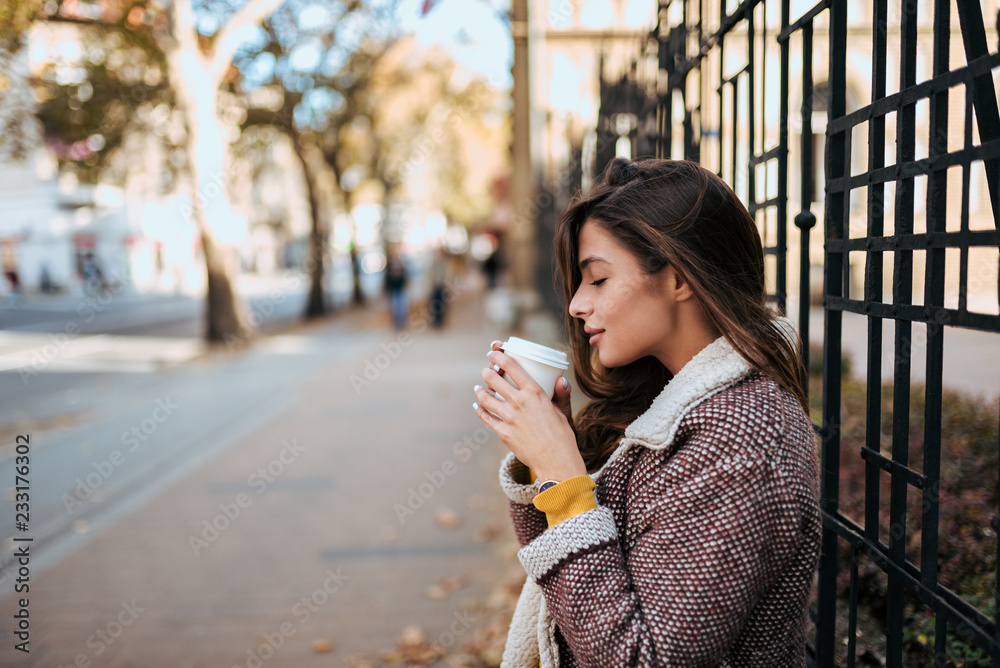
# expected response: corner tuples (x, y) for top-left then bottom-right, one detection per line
(589, 279), (606, 287)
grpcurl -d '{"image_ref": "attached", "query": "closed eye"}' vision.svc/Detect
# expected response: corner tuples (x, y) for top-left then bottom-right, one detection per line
(589, 279), (606, 287)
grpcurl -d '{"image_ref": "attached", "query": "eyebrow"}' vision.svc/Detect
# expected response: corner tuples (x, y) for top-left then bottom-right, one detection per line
(578, 256), (610, 271)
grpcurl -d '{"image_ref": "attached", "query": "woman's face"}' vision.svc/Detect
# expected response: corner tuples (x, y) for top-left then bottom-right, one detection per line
(568, 219), (680, 369)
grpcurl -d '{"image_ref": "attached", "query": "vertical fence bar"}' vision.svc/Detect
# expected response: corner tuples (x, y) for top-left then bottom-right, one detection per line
(662, 5), (675, 161)
(719, 0), (728, 177)
(864, 0), (888, 565)
(656, 1), (669, 160)
(731, 74), (739, 194)
(682, 0), (696, 163)
(955, 0), (1000, 225)
(886, 2), (918, 665)
(816, 1), (848, 665)
(694, 0), (704, 163)
(921, 0), (950, 656)
(774, 0), (788, 314)
(847, 544), (861, 668)
(921, 0), (950, 599)
(747, 6), (756, 211)
(960, 87), (973, 314)
(791, 7), (814, 395)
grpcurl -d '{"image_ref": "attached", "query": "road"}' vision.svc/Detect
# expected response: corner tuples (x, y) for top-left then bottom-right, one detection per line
(0, 272), (360, 567)
(0, 273), (311, 339)
(0, 273), (321, 438)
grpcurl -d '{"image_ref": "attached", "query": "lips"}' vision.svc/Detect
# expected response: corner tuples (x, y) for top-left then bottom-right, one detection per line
(584, 326), (605, 346)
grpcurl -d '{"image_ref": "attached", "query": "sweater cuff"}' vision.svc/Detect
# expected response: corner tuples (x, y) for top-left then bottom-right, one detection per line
(518, 505), (618, 583)
(532, 475), (597, 528)
(498, 452), (539, 505)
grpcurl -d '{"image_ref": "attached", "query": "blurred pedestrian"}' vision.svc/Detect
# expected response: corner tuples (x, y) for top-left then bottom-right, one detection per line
(474, 158), (821, 667)
(82, 252), (105, 296)
(40, 265), (55, 293)
(428, 246), (451, 329)
(483, 238), (505, 289)
(384, 246), (409, 330)
(4, 268), (21, 306)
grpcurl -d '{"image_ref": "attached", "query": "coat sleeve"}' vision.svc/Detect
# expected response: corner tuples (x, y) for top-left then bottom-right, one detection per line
(498, 452), (548, 548)
(517, 447), (803, 667)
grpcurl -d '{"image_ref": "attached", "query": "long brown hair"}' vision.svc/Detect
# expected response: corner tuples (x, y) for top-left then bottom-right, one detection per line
(554, 157), (807, 472)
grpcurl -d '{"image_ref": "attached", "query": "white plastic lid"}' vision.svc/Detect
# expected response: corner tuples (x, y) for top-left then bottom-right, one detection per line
(503, 336), (570, 370)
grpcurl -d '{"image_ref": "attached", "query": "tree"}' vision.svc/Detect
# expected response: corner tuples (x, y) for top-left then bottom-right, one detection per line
(30, 3), (177, 185)
(344, 37), (509, 225)
(0, 0), (44, 162)
(18, 0), (289, 343)
(233, 0), (400, 317)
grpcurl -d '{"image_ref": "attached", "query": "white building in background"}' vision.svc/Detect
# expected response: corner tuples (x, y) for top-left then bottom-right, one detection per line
(0, 145), (209, 299)
(0, 149), (65, 293)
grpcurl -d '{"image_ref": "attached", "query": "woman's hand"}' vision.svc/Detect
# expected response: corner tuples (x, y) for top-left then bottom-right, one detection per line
(488, 340), (575, 424)
(473, 342), (586, 483)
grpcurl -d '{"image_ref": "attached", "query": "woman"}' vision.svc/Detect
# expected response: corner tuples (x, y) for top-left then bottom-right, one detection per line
(472, 158), (821, 667)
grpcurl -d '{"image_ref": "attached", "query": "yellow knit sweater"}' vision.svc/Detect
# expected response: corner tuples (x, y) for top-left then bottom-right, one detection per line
(527, 470), (597, 527)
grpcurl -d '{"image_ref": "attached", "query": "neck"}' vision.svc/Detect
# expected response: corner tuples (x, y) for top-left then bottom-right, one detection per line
(654, 304), (720, 376)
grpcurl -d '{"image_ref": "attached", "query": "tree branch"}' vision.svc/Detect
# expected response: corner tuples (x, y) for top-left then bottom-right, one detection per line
(210, 0), (287, 86)
(170, 0), (201, 60)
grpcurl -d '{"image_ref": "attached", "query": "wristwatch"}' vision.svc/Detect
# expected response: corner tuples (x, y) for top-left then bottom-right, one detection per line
(537, 479), (559, 493)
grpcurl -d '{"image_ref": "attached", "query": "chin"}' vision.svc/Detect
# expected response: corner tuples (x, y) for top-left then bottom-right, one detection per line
(596, 348), (621, 369)
(598, 346), (645, 370)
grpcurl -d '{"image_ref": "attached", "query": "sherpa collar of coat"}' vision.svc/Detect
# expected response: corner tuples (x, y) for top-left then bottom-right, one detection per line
(594, 334), (753, 474)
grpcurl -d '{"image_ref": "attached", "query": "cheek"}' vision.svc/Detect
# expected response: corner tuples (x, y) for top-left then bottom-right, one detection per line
(602, 284), (635, 323)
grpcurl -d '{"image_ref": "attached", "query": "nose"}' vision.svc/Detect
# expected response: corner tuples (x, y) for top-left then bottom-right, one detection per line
(569, 285), (591, 320)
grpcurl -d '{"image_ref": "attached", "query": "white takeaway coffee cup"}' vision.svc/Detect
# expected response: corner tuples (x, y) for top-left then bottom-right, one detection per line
(494, 336), (570, 399)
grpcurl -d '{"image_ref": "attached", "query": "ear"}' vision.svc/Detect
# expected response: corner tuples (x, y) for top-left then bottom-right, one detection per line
(666, 266), (696, 302)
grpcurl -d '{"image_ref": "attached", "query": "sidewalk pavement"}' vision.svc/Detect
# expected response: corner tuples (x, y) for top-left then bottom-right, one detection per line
(4, 271), (545, 667)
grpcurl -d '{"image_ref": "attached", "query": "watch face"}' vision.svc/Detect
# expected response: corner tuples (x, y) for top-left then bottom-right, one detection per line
(539, 481), (557, 493)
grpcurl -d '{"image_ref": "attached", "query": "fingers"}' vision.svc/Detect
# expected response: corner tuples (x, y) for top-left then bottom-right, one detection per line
(480, 364), (513, 403)
(486, 349), (539, 393)
(551, 376), (572, 420)
(474, 381), (509, 420)
(472, 397), (503, 430)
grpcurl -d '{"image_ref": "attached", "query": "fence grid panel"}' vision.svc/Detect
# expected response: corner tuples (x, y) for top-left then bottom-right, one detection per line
(591, 1), (1000, 665)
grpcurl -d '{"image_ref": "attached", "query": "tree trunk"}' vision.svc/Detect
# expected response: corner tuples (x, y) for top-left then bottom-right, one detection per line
(290, 131), (327, 319)
(184, 131), (246, 343)
(323, 151), (365, 307)
(351, 243), (364, 306)
(305, 225), (326, 318)
(200, 227), (244, 341)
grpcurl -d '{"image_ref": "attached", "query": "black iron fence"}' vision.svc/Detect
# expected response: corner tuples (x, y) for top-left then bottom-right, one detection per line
(581, 1), (1000, 665)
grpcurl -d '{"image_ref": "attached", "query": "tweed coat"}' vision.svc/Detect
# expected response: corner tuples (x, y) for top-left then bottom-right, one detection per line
(498, 336), (822, 667)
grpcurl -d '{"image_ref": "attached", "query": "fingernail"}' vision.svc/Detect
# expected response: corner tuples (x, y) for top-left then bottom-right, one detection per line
(562, 377), (569, 389)
(492, 364), (500, 372)
(472, 402), (479, 411)
(490, 340), (502, 347)
(473, 384), (481, 392)
(486, 351), (493, 359)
